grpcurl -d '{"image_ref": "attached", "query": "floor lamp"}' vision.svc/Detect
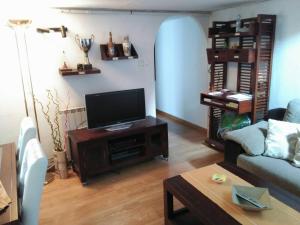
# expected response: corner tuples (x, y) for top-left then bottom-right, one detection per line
(8, 19), (41, 140)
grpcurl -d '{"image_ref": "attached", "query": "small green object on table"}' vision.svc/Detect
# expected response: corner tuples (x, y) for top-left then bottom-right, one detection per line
(212, 173), (227, 183)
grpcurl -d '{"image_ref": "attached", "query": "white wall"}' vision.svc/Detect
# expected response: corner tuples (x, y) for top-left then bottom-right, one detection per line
(210, 0), (300, 109)
(155, 16), (209, 128)
(0, 8), (209, 156)
(0, 27), (28, 144)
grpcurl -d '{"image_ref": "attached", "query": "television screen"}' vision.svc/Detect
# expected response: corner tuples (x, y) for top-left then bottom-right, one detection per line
(85, 88), (146, 129)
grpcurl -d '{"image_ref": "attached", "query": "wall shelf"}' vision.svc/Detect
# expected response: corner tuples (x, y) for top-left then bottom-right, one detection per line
(100, 44), (138, 61)
(59, 68), (101, 76)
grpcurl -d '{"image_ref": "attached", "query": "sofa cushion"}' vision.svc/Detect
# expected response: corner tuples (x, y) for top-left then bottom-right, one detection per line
(283, 98), (300, 123)
(264, 119), (300, 160)
(237, 154), (300, 196)
(293, 137), (300, 167)
(224, 121), (268, 156)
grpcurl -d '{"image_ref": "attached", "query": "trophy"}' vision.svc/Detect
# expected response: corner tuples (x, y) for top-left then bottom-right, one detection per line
(75, 34), (94, 70)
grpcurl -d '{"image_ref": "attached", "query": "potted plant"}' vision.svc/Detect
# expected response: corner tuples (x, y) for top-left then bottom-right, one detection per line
(35, 90), (68, 179)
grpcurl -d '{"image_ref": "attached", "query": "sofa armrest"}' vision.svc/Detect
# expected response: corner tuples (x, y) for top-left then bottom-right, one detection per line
(224, 140), (245, 164)
(266, 108), (286, 121)
(224, 108), (285, 164)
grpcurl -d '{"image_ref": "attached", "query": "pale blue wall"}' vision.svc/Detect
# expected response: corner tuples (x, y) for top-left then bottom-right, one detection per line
(155, 16), (208, 128)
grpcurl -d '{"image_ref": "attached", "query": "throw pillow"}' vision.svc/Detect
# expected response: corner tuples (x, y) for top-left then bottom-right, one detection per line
(292, 132), (300, 167)
(264, 119), (300, 160)
(283, 98), (300, 123)
(224, 121), (268, 156)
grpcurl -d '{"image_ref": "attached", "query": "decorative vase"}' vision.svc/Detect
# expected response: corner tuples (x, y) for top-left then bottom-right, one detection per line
(107, 32), (116, 57)
(122, 36), (131, 57)
(54, 150), (68, 179)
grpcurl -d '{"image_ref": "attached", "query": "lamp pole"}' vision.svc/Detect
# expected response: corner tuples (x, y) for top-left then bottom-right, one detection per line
(23, 30), (41, 140)
(8, 19), (41, 140)
(13, 29), (29, 116)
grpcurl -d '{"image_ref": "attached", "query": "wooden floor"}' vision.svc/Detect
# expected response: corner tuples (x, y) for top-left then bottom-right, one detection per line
(39, 114), (223, 225)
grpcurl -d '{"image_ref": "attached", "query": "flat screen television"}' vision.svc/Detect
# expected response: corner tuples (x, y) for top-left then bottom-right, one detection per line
(85, 88), (146, 129)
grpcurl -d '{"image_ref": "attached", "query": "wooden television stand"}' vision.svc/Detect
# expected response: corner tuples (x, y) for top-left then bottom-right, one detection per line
(68, 116), (169, 185)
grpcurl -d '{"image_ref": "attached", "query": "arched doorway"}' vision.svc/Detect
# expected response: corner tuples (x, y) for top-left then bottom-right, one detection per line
(155, 16), (208, 128)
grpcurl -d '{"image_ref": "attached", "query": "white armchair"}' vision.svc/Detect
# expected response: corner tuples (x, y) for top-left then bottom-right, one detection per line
(19, 138), (48, 225)
(17, 117), (37, 169)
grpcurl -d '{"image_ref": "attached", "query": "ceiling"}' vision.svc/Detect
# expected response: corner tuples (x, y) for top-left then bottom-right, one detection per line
(51, 0), (268, 12)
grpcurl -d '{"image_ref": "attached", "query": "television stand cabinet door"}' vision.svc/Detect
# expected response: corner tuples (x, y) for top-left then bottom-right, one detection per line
(68, 116), (169, 184)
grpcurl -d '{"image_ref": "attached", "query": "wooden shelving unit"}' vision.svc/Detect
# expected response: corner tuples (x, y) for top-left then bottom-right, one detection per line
(100, 44), (138, 61)
(201, 14), (276, 151)
(59, 68), (101, 76)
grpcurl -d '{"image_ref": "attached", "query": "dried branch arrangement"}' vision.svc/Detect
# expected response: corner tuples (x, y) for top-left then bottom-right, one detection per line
(35, 89), (63, 152)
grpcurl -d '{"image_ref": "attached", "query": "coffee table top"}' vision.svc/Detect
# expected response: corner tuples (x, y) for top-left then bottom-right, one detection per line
(164, 162), (300, 225)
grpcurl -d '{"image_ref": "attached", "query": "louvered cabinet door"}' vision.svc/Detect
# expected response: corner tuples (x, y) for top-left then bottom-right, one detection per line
(253, 15), (276, 122)
(210, 63), (227, 91)
(208, 62), (227, 143)
(237, 35), (256, 123)
(236, 15), (276, 123)
(237, 63), (253, 94)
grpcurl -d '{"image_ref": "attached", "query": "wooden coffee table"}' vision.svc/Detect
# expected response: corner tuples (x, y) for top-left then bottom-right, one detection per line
(164, 162), (300, 225)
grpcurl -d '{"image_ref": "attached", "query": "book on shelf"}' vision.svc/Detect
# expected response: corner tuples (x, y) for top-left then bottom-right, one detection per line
(227, 93), (252, 101)
(207, 89), (230, 96)
(207, 91), (222, 96)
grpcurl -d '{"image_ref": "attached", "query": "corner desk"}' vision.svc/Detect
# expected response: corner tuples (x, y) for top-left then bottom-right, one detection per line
(0, 143), (19, 225)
